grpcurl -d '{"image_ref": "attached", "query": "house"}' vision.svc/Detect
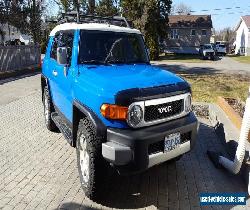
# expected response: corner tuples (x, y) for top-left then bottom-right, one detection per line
(164, 15), (213, 54)
(234, 16), (250, 56)
(0, 23), (32, 45)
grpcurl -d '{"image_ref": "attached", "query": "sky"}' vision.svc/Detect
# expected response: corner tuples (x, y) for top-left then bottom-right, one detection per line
(47, 0), (250, 31)
(172, 0), (250, 30)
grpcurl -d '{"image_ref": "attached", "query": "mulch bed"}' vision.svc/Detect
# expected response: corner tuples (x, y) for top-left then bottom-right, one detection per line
(225, 98), (245, 118)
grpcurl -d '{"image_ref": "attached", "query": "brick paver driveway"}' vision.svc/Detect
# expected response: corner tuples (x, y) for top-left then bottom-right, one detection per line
(0, 74), (249, 210)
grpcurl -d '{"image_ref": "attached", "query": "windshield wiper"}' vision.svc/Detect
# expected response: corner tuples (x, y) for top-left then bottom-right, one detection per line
(80, 60), (110, 65)
(125, 61), (150, 65)
(105, 60), (125, 65)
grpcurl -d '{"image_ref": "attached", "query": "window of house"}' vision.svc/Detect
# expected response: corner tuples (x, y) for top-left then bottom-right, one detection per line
(191, 29), (196, 36)
(202, 29), (207, 36)
(170, 29), (179, 39)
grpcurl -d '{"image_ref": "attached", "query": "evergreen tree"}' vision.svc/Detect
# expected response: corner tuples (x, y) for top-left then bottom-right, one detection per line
(0, 0), (43, 43)
(121, 0), (172, 60)
(96, 0), (118, 16)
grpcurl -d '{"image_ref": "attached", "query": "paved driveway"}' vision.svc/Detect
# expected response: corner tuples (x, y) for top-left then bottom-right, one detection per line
(152, 57), (250, 75)
(0, 74), (249, 210)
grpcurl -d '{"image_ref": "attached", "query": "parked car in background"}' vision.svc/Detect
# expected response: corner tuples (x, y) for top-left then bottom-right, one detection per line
(216, 44), (227, 56)
(199, 44), (216, 60)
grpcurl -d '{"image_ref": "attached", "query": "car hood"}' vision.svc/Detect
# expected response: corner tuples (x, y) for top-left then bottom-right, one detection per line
(78, 64), (187, 96)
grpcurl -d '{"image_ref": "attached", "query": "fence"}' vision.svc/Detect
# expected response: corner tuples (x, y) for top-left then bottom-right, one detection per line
(0, 45), (41, 73)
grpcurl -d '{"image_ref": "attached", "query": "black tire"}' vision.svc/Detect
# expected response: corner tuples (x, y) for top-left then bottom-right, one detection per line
(174, 155), (183, 161)
(76, 118), (106, 199)
(43, 87), (57, 131)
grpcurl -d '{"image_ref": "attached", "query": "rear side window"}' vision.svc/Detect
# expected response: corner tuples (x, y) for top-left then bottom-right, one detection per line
(50, 30), (74, 64)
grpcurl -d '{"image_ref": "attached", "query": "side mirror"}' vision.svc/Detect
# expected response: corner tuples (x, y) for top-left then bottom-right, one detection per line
(57, 47), (68, 65)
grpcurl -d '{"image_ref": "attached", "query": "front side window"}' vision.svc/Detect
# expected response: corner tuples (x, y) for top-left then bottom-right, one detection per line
(50, 34), (59, 60)
(202, 29), (207, 36)
(50, 30), (74, 64)
(78, 30), (149, 65)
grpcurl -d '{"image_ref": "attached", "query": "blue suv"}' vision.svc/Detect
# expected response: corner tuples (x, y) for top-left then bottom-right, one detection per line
(41, 15), (198, 199)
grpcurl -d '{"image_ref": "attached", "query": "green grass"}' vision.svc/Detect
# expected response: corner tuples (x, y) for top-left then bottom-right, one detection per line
(229, 55), (250, 64)
(178, 73), (250, 103)
(158, 53), (208, 63)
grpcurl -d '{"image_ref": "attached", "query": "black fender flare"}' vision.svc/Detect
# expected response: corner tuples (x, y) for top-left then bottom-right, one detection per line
(72, 100), (107, 147)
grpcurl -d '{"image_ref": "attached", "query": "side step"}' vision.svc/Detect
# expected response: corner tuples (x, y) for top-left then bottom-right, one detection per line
(51, 112), (73, 146)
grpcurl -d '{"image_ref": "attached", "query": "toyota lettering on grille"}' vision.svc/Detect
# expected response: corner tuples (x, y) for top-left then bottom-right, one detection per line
(158, 106), (172, 114)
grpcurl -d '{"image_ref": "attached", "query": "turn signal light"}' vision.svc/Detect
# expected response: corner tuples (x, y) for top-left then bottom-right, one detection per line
(101, 104), (128, 120)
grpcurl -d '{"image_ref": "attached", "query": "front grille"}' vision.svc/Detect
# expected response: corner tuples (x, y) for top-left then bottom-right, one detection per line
(144, 99), (184, 122)
(148, 131), (192, 155)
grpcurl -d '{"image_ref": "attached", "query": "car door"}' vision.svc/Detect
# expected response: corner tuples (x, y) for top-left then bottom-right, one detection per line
(49, 30), (75, 122)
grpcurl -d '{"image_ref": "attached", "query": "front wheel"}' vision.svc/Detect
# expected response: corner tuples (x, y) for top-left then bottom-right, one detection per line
(76, 118), (106, 199)
(43, 87), (57, 131)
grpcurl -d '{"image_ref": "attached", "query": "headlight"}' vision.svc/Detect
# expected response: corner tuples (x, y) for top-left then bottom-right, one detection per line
(127, 105), (143, 127)
(185, 94), (192, 112)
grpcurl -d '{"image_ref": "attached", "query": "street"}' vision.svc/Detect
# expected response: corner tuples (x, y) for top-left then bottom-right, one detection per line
(152, 57), (250, 75)
(0, 73), (249, 210)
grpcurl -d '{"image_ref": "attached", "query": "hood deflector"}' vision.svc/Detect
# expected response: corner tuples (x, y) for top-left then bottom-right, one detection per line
(115, 82), (191, 106)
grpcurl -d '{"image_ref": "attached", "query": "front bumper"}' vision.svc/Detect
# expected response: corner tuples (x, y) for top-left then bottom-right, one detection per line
(102, 112), (198, 174)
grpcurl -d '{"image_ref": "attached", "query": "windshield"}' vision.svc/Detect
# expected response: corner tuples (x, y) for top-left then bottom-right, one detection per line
(78, 30), (149, 65)
(204, 45), (212, 49)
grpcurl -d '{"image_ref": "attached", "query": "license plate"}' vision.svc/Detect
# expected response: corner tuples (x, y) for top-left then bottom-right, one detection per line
(164, 133), (181, 152)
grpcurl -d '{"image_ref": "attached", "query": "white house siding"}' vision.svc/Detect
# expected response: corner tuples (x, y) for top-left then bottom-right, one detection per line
(0, 23), (32, 45)
(235, 20), (249, 55)
(248, 31), (250, 55)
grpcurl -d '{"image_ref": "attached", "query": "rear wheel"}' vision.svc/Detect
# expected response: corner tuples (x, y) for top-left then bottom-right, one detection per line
(76, 118), (106, 199)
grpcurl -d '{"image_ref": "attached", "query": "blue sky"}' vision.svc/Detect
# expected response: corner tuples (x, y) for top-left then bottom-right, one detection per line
(172, 0), (250, 30)
(47, 0), (250, 30)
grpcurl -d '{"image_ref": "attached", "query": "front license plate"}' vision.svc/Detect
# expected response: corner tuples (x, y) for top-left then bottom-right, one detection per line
(164, 132), (181, 152)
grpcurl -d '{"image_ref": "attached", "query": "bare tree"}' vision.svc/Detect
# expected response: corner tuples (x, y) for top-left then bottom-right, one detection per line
(215, 27), (235, 43)
(174, 3), (191, 15)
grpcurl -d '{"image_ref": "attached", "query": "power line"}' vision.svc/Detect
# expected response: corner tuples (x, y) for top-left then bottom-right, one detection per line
(190, 5), (250, 13)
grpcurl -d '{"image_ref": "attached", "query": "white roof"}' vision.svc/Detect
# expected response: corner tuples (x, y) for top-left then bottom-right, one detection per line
(49, 23), (141, 36)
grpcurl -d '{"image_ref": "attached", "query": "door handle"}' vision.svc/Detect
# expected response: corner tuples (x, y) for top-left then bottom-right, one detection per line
(52, 70), (58, 76)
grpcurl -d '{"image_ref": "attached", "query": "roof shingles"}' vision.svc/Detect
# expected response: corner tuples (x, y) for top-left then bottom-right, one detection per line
(168, 15), (213, 28)
(242, 16), (250, 28)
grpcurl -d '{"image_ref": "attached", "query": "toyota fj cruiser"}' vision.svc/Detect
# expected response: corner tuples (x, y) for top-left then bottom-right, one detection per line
(41, 14), (198, 199)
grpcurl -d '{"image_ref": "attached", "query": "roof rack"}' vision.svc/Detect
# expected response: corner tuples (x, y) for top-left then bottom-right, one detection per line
(58, 12), (131, 28)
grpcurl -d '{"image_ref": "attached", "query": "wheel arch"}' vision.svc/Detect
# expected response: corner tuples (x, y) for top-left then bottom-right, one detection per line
(72, 100), (107, 147)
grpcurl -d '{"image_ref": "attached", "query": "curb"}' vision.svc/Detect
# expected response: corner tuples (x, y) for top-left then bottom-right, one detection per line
(217, 96), (249, 141)
(217, 96), (242, 130)
(0, 67), (41, 80)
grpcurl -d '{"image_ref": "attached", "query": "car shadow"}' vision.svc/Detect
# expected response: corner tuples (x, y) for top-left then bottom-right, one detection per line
(56, 122), (248, 210)
(153, 63), (221, 76)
